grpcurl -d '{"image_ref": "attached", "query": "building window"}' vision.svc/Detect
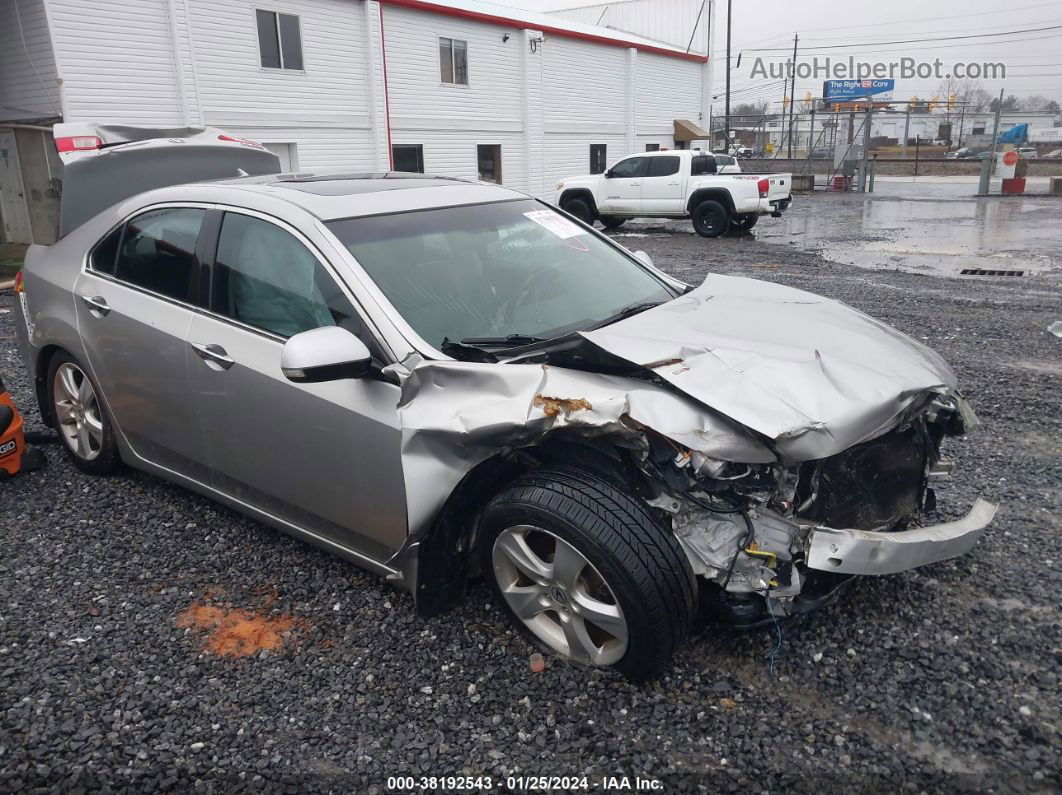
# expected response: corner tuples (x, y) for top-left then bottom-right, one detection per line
(645, 143), (660, 152)
(393, 144), (425, 173)
(972, 126), (986, 135)
(477, 144), (501, 183)
(589, 144), (607, 174)
(256, 10), (303, 70)
(674, 140), (689, 150)
(439, 37), (468, 85)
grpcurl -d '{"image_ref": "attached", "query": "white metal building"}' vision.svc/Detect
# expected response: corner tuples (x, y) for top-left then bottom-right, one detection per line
(0, 0), (713, 244)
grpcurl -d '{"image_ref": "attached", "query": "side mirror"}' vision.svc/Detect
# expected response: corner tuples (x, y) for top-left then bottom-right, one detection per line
(603, 168), (613, 178)
(633, 250), (653, 268)
(281, 326), (372, 383)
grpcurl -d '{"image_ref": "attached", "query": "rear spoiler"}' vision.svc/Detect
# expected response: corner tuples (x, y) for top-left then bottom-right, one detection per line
(54, 123), (281, 238)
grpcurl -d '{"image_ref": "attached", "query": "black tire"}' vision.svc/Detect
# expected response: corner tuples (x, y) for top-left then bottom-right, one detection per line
(561, 197), (595, 225)
(480, 465), (696, 681)
(47, 350), (122, 475)
(600, 216), (625, 230)
(691, 200), (730, 238)
(731, 213), (758, 232)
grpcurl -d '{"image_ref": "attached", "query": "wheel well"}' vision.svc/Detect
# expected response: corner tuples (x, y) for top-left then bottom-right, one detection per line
(687, 189), (736, 216)
(558, 189), (597, 215)
(411, 436), (637, 617)
(34, 345), (63, 427)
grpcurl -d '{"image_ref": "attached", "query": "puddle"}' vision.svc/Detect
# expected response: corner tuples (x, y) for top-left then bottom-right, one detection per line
(756, 180), (1062, 277)
(177, 600), (303, 657)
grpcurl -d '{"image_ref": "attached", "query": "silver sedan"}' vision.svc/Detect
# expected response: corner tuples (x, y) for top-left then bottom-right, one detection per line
(15, 165), (995, 680)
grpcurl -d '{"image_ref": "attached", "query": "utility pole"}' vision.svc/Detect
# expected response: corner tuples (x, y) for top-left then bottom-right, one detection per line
(724, 0), (732, 146)
(902, 106), (910, 159)
(786, 33), (798, 159)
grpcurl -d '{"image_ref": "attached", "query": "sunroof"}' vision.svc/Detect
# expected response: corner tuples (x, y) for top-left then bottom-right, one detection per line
(273, 173), (465, 196)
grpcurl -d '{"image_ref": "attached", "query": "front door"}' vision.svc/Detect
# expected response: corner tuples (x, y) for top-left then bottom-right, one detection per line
(640, 154), (685, 214)
(0, 130), (33, 244)
(598, 155), (647, 215)
(185, 210), (407, 560)
(73, 206), (209, 476)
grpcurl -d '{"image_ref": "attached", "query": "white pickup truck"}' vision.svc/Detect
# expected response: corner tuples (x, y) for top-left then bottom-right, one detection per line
(554, 150), (792, 237)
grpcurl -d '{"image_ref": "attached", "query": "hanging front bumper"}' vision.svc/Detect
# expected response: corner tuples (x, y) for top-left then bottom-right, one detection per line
(805, 498), (997, 576)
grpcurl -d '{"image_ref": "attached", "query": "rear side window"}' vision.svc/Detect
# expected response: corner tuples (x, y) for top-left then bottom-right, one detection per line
(89, 226), (123, 275)
(113, 208), (205, 302)
(647, 156), (680, 177)
(212, 212), (365, 341)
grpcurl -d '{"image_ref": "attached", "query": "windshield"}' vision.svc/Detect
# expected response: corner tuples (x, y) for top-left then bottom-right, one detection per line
(327, 199), (676, 349)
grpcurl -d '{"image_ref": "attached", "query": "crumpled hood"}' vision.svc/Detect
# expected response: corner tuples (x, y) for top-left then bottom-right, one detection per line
(579, 274), (959, 462)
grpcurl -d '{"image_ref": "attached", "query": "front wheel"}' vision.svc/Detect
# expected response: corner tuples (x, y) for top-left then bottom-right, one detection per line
(561, 197), (594, 226)
(480, 466), (696, 681)
(731, 213), (759, 232)
(691, 200), (730, 238)
(600, 216), (625, 230)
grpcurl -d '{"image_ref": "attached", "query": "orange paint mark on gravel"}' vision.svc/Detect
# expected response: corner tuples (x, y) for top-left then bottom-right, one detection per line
(177, 602), (301, 657)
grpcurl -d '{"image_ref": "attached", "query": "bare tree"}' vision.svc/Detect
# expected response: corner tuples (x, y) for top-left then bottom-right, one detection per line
(1022, 95), (1061, 112)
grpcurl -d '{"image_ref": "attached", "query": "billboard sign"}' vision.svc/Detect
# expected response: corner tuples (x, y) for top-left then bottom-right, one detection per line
(823, 79), (895, 104)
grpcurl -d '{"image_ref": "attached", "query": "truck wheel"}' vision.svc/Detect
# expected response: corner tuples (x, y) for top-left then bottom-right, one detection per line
(600, 216), (625, 230)
(480, 465), (696, 681)
(732, 213), (759, 232)
(691, 201), (729, 238)
(561, 197), (594, 225)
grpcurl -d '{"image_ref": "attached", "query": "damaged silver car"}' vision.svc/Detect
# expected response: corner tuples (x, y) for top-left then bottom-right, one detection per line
(15, 125), (995, 679)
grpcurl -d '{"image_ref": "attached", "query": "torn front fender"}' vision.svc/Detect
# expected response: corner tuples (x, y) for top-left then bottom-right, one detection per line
(394, 359), (774, 536)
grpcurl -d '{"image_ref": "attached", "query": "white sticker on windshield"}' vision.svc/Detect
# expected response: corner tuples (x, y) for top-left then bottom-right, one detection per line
(524, 210), (586, 240)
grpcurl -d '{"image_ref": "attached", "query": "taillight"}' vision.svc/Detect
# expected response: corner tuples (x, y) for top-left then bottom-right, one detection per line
(13, 271), (24, 294)
(757, 178), (770, 198)
(218, 134), (265, 150)
(55, 136), (102, 153)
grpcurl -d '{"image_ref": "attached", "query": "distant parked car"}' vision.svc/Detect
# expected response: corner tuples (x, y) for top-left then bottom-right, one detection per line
(1043, 149), (1062, 159)
(733, 146), (754, 159)
(932, 139), (949, 147)
(945, 151), (959, 159)
(954, 147), (986, 159)
(710, 153), (743, 174)
(1017, 147), (1038, 159)
(809, 147), (831, 160)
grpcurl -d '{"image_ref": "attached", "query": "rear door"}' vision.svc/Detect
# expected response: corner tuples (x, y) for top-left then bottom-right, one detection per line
(73, 205), (211, 477)
(598, 156), (647, 215)
(639, 155), (684, 214)
(184, 209), (407, 560)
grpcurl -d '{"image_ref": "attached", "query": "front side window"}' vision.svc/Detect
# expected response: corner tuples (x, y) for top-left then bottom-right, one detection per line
(113, 207), (205, 302)
(647, 156), (680, 177)
(590, 144), (607, 174)
(393, 144), (425, 173)
(477, 144), (502, 183)
(212, 213), (361, 340)
(609, 157), (648, 179)
(327, 200), (675, 349)
(256, 10), (303, 70)
(439, 37), (468, 85)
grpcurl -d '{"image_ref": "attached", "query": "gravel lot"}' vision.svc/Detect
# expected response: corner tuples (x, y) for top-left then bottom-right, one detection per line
(1, 195), (1060, 792)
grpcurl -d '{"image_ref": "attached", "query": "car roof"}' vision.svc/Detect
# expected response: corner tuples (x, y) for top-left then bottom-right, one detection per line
(152, 172), (530, 221)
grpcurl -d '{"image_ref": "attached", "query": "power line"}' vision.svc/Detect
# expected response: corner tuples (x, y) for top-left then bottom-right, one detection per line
(745, 23), (1062, 52)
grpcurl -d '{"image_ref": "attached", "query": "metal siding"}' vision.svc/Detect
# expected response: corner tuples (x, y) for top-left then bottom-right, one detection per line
(0, 0), (61, 120)
(635, 52), (703, 136)
(550, 0), (709, 56)
(541, 37), (626, 129)
(46, 0), (184, 124)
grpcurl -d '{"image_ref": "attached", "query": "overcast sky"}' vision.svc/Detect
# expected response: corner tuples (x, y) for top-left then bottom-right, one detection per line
(492, 0), (1062, 110)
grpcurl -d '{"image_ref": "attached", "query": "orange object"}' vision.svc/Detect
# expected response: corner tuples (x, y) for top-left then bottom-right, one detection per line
(1002, 151), (1019, 167)
(0, 379), (27, 478)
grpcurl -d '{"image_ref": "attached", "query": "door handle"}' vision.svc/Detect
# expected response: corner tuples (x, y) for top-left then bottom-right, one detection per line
(190, 342), (235, 371)
(80, 295), (110, 316)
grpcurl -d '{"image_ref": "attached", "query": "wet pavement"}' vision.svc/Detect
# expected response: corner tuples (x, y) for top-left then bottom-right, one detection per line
(619, 177), (1062, 278)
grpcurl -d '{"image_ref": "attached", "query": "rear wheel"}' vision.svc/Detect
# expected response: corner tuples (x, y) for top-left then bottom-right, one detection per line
(480, 466), (695, 681)
(731, 213), (759, 232)
(600, 216), (626, 230)
(48, 351), (121, 475)
(561, 197), (594, 225)
(691, 200), (729, 238)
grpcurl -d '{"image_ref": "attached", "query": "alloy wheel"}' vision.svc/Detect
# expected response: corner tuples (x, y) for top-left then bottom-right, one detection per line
(492, 525), (629, 665)
(52, 362), (104, 461)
